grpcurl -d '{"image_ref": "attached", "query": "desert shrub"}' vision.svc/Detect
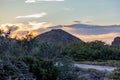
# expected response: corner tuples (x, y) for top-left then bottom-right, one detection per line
(22, 56), (58, 80)
(107, 68), (120, 79)
(63, 41), (120, 61)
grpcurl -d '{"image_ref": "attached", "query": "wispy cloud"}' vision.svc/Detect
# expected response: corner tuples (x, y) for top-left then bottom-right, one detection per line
(16, 12), (47, 19)
(28, 22), (52, 29)
(74, 16), (94, 24)
(25, 0), (64, 3)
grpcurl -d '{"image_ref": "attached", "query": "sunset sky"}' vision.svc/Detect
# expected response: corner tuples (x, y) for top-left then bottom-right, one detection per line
(0, 0), (120, 44)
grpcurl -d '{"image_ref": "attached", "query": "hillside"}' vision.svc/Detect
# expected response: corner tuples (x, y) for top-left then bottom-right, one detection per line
(34, 29), (82, 43)
(112, 37), (120, 45)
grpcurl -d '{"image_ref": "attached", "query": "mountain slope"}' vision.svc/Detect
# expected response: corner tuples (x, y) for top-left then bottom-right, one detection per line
(112, 37), (120, 45)
(34, 29), (82, 43)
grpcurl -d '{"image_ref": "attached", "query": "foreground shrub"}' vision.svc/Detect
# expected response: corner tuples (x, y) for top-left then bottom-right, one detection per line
(107, 68), (120, 80)
(22, 56), (58, 80)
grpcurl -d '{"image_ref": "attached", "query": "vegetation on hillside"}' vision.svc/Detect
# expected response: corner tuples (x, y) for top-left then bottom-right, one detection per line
(0, 35), (120, 80)
(62, 41), (120, 61)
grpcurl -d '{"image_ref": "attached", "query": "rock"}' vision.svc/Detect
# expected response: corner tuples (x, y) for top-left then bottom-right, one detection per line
(34, 29), (83, 44)
(112, 37), (120, 45)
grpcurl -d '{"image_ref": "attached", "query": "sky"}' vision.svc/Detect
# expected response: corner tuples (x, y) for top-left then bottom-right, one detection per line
(0, 0), (120, 44)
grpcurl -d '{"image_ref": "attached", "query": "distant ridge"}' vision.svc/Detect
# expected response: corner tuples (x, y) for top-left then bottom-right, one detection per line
(34, 29), (82, 43)
(112, 37), (120, 45)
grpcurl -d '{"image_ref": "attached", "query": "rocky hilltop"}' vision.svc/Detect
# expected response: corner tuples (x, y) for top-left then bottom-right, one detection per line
(34, 29), (82, 43)
(112, 37), (120, 45)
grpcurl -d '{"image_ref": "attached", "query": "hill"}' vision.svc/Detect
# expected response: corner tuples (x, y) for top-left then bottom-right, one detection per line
(112, 37), (120, 45)
(34, 29), (82, 43)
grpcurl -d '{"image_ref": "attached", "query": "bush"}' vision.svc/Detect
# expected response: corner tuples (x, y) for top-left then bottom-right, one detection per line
(107, 68), (120, 79)
(22, 56), (58, 80)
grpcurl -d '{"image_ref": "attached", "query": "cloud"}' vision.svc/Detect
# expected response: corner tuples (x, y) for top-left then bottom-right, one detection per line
(73, 21), (81, 24)
(0, 22), (51, 39)
(74, 16), (94, 24)
(25, 0), (64, 3)
(16, 12), (47, 19)
(28, 22), (52, 29)
(1, 22), (120, 44)
(73, 33), (120, 44)
(61, 27), (120, 44)
(63, 24), (120, 35)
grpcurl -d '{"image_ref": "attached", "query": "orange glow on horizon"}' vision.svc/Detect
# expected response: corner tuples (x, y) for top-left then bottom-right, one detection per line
(0, 22), (51, 40)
